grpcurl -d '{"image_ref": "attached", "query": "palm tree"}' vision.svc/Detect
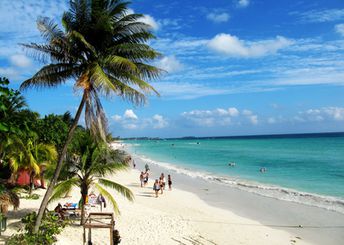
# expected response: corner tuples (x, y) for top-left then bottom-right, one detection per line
(0, 80), (27, 160)
(20, 0), (162, 231)
(49, 131), (133, 224)
(7, 140), (57, 194)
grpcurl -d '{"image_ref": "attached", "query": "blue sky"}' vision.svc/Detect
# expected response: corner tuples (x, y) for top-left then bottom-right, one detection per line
(1, 0), (344, 138)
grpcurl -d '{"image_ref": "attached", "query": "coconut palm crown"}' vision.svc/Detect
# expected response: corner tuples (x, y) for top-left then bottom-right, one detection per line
(21, 0), (162, 140)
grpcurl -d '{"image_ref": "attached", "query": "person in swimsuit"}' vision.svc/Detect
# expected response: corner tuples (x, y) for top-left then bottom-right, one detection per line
(144, 171), (149, 186)
(168, 174), (172, 190)
(153, 179), (160, 198)
(140, 172), (144, 187)
(159, 177), (164, 194)
(160, 173), (166, 190)
(54, 203), (66, 220)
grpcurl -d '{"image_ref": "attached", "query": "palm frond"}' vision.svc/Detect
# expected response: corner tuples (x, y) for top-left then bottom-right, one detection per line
(49, 177), (79, 204)
(98, 178), (134, 201)
(94, 182), (120, 215)
(89, 162), (128, 177)
(106, 75), (147, 105)
(103, 55), (138, 73)
(37, 17), (64, 42)
(20, 64), (79, 90)
(84, 90), (108, 141)
(115, 72), (159, 95)
(70, 30), (97, 57)
(90, 63), (117, 96)
(108, 43), (161, 61)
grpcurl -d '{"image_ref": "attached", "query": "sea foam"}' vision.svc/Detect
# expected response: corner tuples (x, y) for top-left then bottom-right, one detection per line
(135, 153), (344, 214)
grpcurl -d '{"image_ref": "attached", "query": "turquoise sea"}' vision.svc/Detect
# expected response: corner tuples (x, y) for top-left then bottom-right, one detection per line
(125, 133), (344, 213)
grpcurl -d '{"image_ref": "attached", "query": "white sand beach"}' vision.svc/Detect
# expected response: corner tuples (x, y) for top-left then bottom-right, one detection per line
(2, 166), (311, 245)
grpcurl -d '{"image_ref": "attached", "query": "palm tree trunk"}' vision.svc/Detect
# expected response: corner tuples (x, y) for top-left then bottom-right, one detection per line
(80, 189), (88, 225)
(33, 91), (87, 233)
(29, 172), (34, 195)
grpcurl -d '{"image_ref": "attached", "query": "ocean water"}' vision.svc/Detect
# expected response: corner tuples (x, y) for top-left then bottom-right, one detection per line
(125, 133), (344, 213)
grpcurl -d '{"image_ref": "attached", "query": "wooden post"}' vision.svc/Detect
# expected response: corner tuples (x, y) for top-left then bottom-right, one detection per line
(88, 216), (92, 244)
(83, 212), (115, 244)
(110, 225), (113, 245)
(83, 225), (85, 244)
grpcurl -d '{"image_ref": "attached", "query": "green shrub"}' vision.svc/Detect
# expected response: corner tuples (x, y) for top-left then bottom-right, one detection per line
(6, 211), (67, 245)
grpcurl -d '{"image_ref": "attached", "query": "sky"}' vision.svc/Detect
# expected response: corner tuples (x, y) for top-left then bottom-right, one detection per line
(1, 0), (344, 138)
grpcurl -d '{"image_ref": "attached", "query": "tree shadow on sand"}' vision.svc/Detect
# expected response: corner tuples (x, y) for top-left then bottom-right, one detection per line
(127, 183), (141, 188)
(171, 235), (217, 245)
(136, 191), (154, 198)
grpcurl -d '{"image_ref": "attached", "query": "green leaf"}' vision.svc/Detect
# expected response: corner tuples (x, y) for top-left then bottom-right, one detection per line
(98, 178), (134, 202)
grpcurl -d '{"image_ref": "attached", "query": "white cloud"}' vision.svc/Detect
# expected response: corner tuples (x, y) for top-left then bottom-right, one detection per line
(228, 107), (240, 116)
(112, 110), (168, 130)
(181, 107), (256, 127)
(248, 115), (258, 124)
(299, 107), (344, 122)
(237, 0), (250, 8)
(267, 117), (277, 124)
(124, 109), (138, 120)
(242, 109), (252, 116)
(10, 54), (32, 67)
(112, 115), (122, 122)
(0, 67), (18, 78)
(127, 8), (159, 31)
(124, 123), (138, 130)
(157, 56), (183, 73)
(335, 23), (344, 37)
(139, 14), (159, 31)
(206, 12), (230, 23)
(293, 9), (344, 23)
(242, 110), (258, 124)
(152, 114), (168, 129)
(208, 33), (293, 58)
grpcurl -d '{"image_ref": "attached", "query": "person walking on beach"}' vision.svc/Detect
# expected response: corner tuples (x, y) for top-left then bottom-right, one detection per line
(159, 177), (164, 194)
(153, 179), (160, 198)
(143, 171), (149, 186)
(168, 175), (172, 190)
(160, 173), (166, 190)
(140, 172), (144, 187)
(145, 163), (150, 172)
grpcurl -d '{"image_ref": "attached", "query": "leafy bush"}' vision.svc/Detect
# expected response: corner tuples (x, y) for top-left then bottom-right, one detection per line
(6, 211), (67, 245)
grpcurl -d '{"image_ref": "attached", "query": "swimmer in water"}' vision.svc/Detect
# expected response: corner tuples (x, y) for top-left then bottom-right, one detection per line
(228, 162), (236, 167)
(260, 167), (267, 173)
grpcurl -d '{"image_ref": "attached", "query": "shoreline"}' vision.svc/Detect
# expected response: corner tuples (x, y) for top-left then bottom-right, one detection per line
(1, 142), (342, 244)
(1, 168), (310, 245)
(127, 144), (344, 245)
(135, 154), (344, 214)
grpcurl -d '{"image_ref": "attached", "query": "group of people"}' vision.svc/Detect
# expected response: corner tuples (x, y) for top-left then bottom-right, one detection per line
(138, 163), (173, 198)
(152, 173), (172, 198)
(53, 193), (107, 220)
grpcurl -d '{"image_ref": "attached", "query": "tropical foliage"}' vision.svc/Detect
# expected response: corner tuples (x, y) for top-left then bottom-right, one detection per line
(0, 184), (19, 214)
(7, 211), (68, 245)
(49, 130), (133, 224)
(20, 0), (162, 231)
(7, 140), (57, 194)
(0, 79), (67, 195)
